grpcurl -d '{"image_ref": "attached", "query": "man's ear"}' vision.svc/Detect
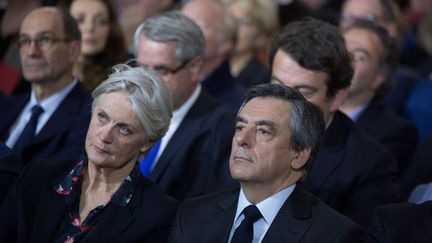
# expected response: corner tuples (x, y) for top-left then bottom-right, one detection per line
(69, 40), (81, 62)
(188, 56), (204, 84)
(291, 148), (311, 171)
(372, 73), (385, 91)
(329, 88), (349, 112)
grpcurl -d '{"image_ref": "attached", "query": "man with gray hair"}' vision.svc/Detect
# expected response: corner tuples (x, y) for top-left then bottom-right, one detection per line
(133, 11), (237, 201)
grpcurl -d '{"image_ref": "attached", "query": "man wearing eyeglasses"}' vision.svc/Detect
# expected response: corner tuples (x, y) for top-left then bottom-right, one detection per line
(133, 11), (238, 201)
(0, 7), (91, 163)
(340, 0), (421, 119)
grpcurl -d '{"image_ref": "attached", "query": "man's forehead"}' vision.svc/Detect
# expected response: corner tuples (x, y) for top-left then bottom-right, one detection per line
(20, 9), (62, 34)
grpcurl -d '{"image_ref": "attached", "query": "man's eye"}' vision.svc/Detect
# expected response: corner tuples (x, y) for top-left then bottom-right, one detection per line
(38, 36), (53, 45)
(235, 125), (244, 133)
(97, 112), (108, 122)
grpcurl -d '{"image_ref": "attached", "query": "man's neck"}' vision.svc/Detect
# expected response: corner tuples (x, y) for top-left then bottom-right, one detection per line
(32, 74), (74, 102)
(340, 94), (372, 115)
(199, 56), (225, 81)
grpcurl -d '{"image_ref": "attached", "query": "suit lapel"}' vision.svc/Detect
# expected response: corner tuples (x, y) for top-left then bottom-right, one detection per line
(150, 91), (215, 182)
(262, 186), (314, 243)
(31, 82), (88, 146)
(0, 93), (29, 139)
(203, 189), (238, 243)
(30, 185), (68, 242)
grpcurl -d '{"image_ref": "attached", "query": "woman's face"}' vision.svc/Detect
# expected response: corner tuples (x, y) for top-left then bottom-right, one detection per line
(70, 0), (110, 55)
(85, 91), (152, 169)
(229, 2), (260, 55)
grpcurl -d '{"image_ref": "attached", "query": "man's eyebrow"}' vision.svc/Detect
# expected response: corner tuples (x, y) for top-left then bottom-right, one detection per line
(235, 116), (247, 124)
(256, 120), (276, 133)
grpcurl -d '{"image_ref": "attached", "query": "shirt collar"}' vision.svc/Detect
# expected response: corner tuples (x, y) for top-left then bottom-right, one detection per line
(171, 84), (201, 123)
(29, 78), (78, 115)
(234, 184), (296, 225)
(346, 103), (369, 122)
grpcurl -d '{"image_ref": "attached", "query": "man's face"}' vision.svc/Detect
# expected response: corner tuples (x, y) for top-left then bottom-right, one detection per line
(344, 28), (384, 100)
(271, 50), (338, 123)
(230, 97), (306, 187)
(136, 35), (198, 110)
(19, 9), (77, 83)
(340, 0), (397, 38)
(182, 1), (227, 62)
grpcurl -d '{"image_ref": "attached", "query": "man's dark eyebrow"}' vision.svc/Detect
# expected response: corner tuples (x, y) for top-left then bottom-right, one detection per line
(256, 120), (276, 133)
(235, 116), (247, 124)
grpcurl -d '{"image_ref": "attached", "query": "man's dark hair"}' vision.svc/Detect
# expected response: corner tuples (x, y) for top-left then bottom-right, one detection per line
(240, 83), (325, 175)
(343, 19), (398, 99)
(269, 17), (353, 98)
(59, 7), (81, 40)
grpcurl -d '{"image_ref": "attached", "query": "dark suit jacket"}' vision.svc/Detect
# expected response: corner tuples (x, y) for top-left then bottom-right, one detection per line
(303, 111), (399, 227)
(356, 100), (418, 175)
(0, 141), (23, 204)
(399, 134), (432, 200)
(0, 159), (179, 243)
(150, 90), (238, 201)
(202, 61), (245, 109)
(365, 201), (432, 243)
(234, 58), (269, 88)
(168, 185), (364, 243)
(0, 82), (92, 163)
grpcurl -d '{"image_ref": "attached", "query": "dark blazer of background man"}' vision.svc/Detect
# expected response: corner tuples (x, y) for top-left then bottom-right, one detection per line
(169, 84), (364, 243)
(340, 20), (418, 176)
(0, 7), (91, 163)
(134, 11), (237, 201)
(269, 18), (399, 227)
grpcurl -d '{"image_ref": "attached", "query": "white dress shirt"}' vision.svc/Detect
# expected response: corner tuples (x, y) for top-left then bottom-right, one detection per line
(228, 184), (296, 243)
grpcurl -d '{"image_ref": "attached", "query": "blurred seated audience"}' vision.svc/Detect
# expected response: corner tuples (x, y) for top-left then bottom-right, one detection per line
(0, 63), (179, 242)
(340, 20), (418, 177)
(340, 0), (421, 117)
(182, 0), (245, 109)
(111, 0), (174, 51)
(224, 0), (278, 88)
(62, 0), (128, 92)
(133, 11), (237, 201)
(0, 7), (91, 163)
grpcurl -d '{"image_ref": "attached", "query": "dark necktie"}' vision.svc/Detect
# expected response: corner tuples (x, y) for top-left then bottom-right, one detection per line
(139, 139), (161, 177)
(231, 205), (262, 243)
(13, 105), (44, 154)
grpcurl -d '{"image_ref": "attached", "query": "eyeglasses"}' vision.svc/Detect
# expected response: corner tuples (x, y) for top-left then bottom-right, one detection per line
(16, 35), (71, 51)
(341, 12), (389, 24)
(142, 60), (190, 76)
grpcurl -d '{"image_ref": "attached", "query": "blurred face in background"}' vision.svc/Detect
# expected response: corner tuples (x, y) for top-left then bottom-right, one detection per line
(71, 0), (110, 55)
(228, 1), (260, 55)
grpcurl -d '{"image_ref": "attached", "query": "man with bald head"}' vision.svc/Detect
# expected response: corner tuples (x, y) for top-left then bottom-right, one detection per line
(182, 0), (244, 109)
(0, 7), (91, 162)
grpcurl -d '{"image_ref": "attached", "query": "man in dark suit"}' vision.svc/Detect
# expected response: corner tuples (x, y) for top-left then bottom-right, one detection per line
(182, 0), (245, 109)
(134, 11), (237, 201)
(270, 18), (399, 226)
(0, 7), (91, 163)
(169, 84), (363, 243)
(365, 201), (432, 243)
(340, 20), (418, 176)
